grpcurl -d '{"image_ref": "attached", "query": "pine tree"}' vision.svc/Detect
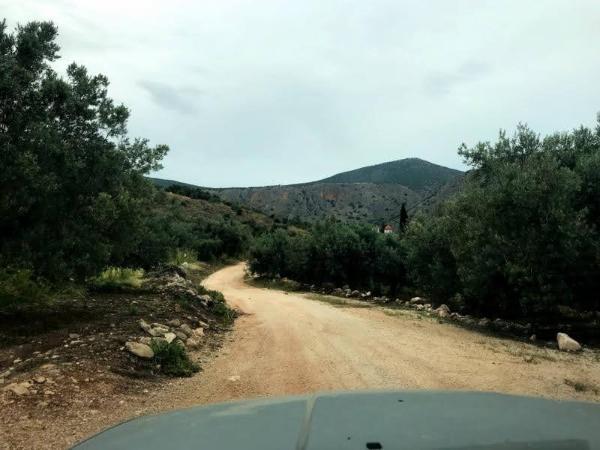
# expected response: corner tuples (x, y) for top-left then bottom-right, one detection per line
(399, 202), (408, 232)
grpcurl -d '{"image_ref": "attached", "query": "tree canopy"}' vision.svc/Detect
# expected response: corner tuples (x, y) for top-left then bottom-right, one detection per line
(0, 20), (168, 281)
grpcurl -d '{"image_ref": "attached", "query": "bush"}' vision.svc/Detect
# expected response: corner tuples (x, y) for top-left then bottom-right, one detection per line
(0, 269), (51, 309)
(168, 249), (198, 266)
(150, 340), (199, 377)
(88, 267), (144, 292)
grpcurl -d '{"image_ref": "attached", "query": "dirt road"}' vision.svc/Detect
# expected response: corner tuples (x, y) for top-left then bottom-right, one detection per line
(6, 263), (598, 449)
(156, 262), (599, 407)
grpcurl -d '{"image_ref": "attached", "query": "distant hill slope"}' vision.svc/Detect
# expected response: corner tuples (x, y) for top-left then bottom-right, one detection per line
(317, 158), (462, 192)
(150, 158), (464, 225)
(149, 177), (199, 189)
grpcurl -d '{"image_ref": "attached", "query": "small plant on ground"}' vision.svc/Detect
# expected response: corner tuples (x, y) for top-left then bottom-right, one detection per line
(150, 340), (199, 377)
(89, 267), (144, 292)
(168, 248), (199, 266)
(564, 378), (598, 394)
(210, 299), (237, 324)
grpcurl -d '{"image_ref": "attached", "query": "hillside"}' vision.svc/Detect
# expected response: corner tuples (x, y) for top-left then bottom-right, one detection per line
(206, 158), (463, 224)
(317, 158), (462, 192)
(150, 158), (463, 225)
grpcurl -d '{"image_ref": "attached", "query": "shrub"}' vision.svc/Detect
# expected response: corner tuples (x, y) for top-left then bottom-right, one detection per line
(168, 248), (198, 266)
(89, 267), (144, 292)
(150, 340), (199, 377)
(0, 269), (51, 309)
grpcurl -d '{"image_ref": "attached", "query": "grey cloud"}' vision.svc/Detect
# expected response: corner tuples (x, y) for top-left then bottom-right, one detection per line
(424, 61), (492, 96)
(138, 81), (202, 115)
(5, 0), (599, 187)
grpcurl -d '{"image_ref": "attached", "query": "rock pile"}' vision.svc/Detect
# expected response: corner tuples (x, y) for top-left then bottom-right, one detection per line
(124, 318), (207, 360)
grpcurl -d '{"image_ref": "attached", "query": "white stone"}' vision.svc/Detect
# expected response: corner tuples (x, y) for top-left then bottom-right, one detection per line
(557, 332), (582, 352)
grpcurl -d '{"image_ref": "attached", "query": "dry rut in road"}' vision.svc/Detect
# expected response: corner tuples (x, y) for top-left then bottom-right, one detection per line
(157, 262), (600, 407)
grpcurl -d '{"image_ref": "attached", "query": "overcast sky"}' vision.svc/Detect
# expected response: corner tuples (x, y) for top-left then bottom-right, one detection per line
(3, 1), (600, 187)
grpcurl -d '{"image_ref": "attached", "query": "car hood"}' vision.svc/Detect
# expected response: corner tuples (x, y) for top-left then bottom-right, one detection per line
(73, 390), (600, 450)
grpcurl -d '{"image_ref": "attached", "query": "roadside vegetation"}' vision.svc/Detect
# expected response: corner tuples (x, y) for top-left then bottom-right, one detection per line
(0, 20), (265, 312)
(249, 117), (600, 324)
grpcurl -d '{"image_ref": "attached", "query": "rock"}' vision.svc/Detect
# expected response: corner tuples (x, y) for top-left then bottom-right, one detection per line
(492, 318), (508, 330)
(174, 331), (188, 341)
(410, 297), (426, 305)
(33, 376), (46, 384)
(125, 341), (154, 359)
(186, 337), (201, 349)
(523, 355), (534, 363)
(228, 375), (240, 382)
(4, 382), (30, 396)
(166, 319), (181, 327)
(179, 324), (193, 337)
(529, 334), (537, 342)
(148, 326), (169, 337)
(13, 358), (22, 364)
(192, 327), (205, 338)
(198, 294), (213, 304)
(164, 332), (176, 344)
(437, 309), (450, 319)
(478, 318), (491, 327)
(416, 304), (425, 311)
(139, 319), (152, 333)
(139, 337), (152, 346)
(69, 333), (80, 339)
(557, 332), (582, 352)
(435, 304), (451, 314)
(350, 290), (360, 298)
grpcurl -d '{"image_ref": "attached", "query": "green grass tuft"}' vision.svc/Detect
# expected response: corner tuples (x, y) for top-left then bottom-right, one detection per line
(89, 267), (144, 292)
(150, 340), (199, 377)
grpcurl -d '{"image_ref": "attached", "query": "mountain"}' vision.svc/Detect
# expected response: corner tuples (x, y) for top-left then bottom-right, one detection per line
(150, 158), (464, 225)
(149, 177), (199, 189)
(317, 158), (462, 192)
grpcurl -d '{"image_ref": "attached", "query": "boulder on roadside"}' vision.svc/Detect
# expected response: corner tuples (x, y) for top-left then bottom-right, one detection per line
(410, 297), (426, 305)
(148, 326), (169, 337)
(437, 308), (450, 319)
(166, 319), (181, 327)
(125, 341), (154, 359)
(192, 327), (204, 338)
(435, 304), (451, 314)
(164, 332), (177, 344)
(139, 319), (151, 333)
(179, 324), (193, 337)
(186, 337), (201, 349)
(3, 382), (31, 396)
(174, 331), (188, 341)
(557, 332), (582, 352)
(478, 318), (491, 327)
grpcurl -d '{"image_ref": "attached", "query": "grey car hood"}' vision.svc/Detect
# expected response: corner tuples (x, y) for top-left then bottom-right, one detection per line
(73, 390), (600, 450)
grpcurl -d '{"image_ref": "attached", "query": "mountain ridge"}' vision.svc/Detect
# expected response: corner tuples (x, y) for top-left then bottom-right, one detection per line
(150, 158), (464, 224)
